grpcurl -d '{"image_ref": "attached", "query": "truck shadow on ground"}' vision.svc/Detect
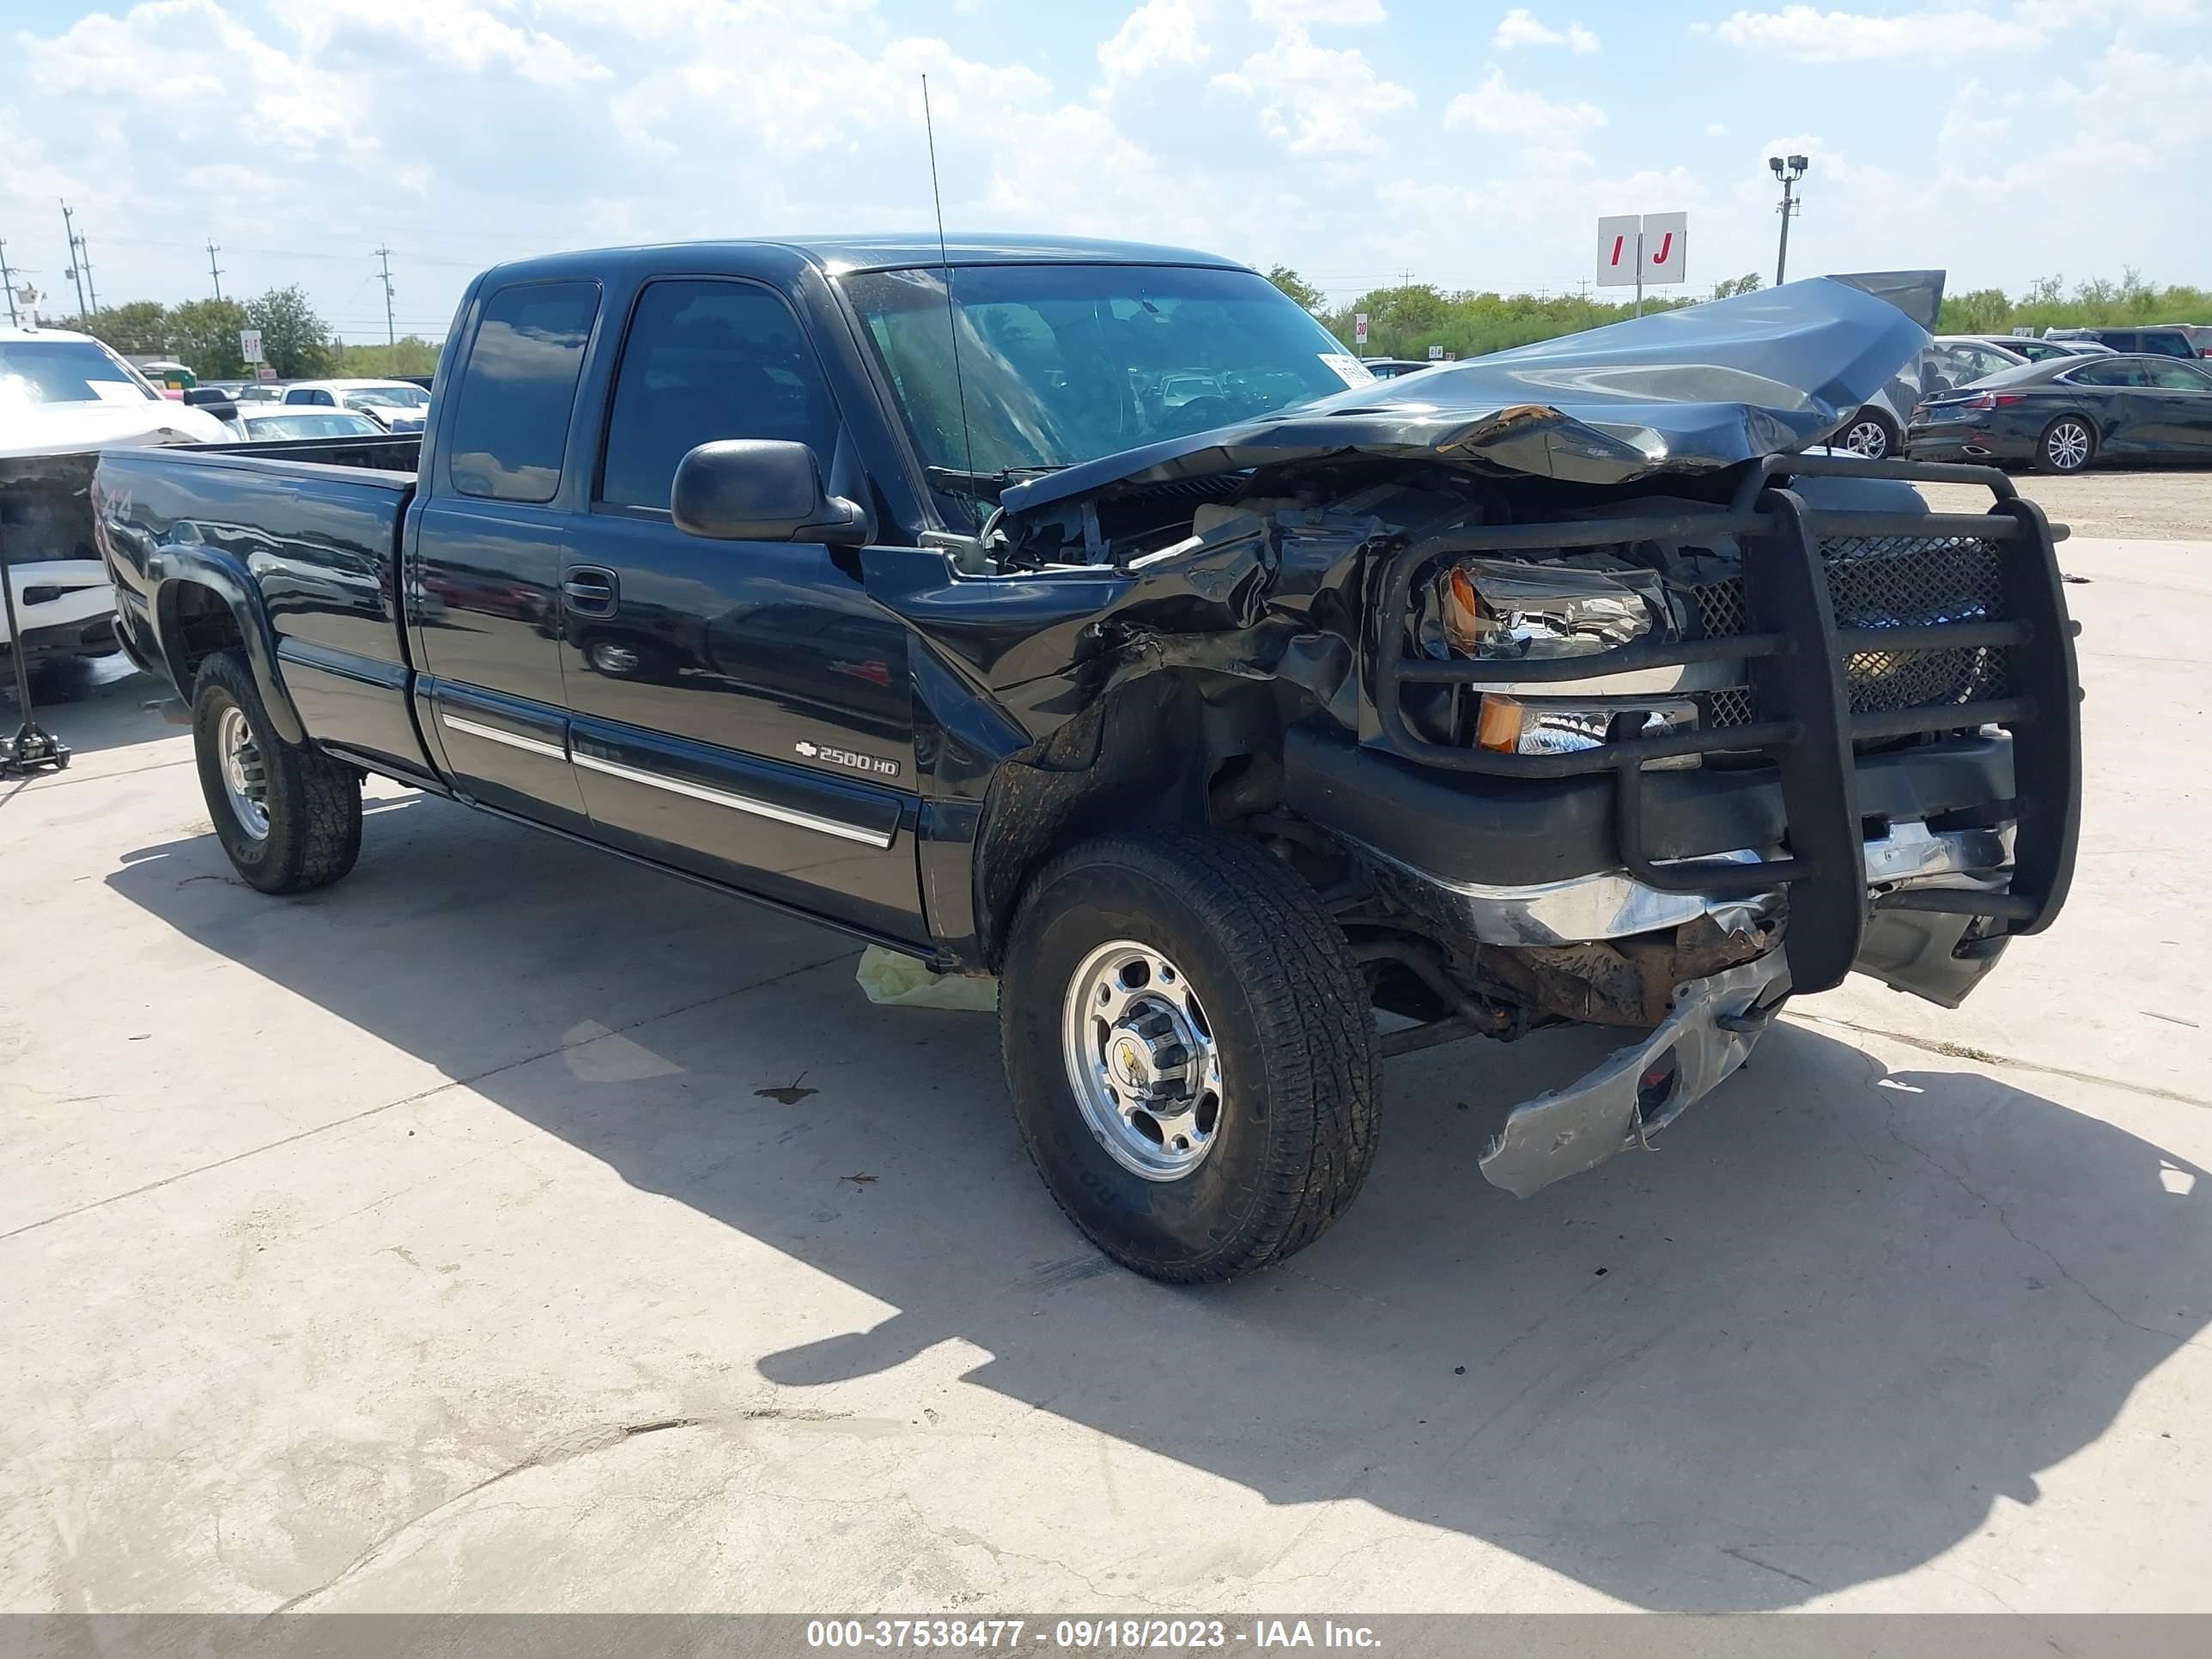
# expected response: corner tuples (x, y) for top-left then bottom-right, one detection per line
(109, 794), (2209, 1611)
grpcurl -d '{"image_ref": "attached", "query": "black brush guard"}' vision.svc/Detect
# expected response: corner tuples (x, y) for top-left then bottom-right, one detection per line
(1369, 454), (2082, 995)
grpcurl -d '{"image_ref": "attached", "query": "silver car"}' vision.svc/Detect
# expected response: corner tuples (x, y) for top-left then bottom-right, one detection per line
(1839, 335), (2033, 459)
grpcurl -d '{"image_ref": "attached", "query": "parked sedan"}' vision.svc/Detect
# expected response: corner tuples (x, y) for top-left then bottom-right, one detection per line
(231, 409), (387, 441)
(1907, 353), (2212, 473)
(1948, 334), (2114, 364)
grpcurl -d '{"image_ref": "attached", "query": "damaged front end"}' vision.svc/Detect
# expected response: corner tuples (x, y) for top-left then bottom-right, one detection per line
(892, 274), (2081, 1200)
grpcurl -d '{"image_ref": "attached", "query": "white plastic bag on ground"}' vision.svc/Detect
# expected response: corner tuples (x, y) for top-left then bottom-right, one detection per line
(854, 945), (1000, 1012)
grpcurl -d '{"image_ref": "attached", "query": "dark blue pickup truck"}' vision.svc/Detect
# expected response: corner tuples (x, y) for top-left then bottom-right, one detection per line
(94, 236), (2080, 1282)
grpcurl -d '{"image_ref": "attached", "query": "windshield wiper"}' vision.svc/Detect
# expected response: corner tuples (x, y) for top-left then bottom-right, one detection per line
(924, 464), (1066, 502)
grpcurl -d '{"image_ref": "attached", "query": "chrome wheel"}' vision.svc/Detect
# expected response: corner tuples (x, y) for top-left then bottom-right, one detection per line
(1060, 939), (1224, 1182)
(216, 704), (270, 839)
(2046, 420), (2091, 471)
(1842, 416), (1892, 459)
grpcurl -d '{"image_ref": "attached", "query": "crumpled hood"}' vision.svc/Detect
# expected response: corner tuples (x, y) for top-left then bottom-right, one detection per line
(0, 398), (232, 462)
(1000, 272), (1937, 516)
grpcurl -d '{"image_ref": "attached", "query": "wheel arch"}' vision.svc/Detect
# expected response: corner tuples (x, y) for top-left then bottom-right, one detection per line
(149, 548), (305, 745)
(969, 670), (1288, 971)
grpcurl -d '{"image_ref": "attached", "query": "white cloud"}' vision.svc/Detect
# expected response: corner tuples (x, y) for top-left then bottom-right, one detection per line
(1097, 0), (1212, 93)
(1706, 121), (1729, 137)
(1249, 0), (1388, 21)
(1713, 5), (2044, 60)
(276, 0), (610, 86)
(1443, 67), (1607, 135)
(1212, 24), (1415, 154)
(1710, 0), (2198, 62)
(1492, 9), (1600, 52)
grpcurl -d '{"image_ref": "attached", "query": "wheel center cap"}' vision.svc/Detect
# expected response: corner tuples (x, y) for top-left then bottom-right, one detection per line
(1109, 1033), (1155, 1091)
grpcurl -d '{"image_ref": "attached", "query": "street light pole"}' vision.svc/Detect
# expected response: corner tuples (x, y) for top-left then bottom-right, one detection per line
(1769, 154), (1808, 286)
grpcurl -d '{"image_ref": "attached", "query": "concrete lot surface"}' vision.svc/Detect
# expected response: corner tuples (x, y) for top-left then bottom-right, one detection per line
(3, 532), (2208, 1613)
(1920, 466), (2212, 540)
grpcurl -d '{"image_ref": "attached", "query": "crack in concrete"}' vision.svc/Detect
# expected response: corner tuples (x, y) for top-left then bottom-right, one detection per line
(1721, 1545), (1818, 1589)
(258, 1417), (713, 1615)
(1881, 1098), (2175, 1342)
(0, 947), (859, 1244)
(1784, 1012), (2212, 1108)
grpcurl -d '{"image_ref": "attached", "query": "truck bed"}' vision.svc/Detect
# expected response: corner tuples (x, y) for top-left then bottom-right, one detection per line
(95, 434), (434, 780)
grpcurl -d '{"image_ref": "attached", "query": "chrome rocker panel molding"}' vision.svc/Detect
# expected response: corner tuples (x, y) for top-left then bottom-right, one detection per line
(435, 708), (894, 848)
(570, 750), (896, 848)
(1480, 951), (1790, 1198)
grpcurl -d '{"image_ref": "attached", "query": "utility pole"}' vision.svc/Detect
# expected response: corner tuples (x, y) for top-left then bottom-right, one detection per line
(1768, 154), (1808, 286)
(1, 240), (17, 328)
(375, 245), (397, 369)
(58, 200), (88, 320)
(207, 239), (224, 301)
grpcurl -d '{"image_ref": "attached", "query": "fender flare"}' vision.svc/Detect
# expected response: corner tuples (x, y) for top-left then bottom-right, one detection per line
(146, 546), (307, 746)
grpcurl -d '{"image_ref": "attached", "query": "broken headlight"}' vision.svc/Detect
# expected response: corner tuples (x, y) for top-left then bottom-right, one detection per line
(1421, 560), (1698, 762)
(1431, 559), (1668, 660)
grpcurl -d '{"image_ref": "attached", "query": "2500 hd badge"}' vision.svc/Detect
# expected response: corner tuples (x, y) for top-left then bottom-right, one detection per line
(795, 739), (901, 779)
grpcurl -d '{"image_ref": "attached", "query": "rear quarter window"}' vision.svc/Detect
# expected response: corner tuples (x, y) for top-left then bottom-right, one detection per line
(447, 280), (601, 503)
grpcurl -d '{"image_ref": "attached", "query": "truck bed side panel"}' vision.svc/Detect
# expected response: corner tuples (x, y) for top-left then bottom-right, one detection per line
(95, 443), (437, 780)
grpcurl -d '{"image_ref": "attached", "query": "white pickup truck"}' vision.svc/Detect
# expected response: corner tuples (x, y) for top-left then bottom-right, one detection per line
(1, 325), (231, 672)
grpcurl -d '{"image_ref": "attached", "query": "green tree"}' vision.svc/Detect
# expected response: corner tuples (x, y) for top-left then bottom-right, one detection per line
(1711, 272), (1763, 300)
(1938, 288), (2013, 334)
(164, 298), (252, 378)
(80, 301), (171, 356)
(338, 336), (441, 377)
(1266, 265), (1325, 313)
(245, 284), (339, 378)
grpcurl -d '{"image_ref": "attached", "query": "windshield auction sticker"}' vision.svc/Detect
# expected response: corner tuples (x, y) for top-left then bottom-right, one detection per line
(1318, 353), (1376, 386)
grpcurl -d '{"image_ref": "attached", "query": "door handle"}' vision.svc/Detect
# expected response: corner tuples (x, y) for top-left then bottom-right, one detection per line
(563, 566), (618, 617)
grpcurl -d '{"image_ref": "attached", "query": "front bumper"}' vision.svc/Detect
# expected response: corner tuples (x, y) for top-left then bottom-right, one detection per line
(1480, 951), (1789, 1197)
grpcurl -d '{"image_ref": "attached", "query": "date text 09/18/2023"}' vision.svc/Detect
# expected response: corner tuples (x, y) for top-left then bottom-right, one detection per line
(804, 1619), (1383, 1650)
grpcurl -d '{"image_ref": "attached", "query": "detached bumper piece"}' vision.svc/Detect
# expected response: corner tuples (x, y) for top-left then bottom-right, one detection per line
(1480, 951), (1789, 1197)
(1371, 453), (2082, 998)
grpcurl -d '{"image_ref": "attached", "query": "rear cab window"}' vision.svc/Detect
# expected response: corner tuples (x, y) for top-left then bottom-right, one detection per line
(447, 280), (602, 502)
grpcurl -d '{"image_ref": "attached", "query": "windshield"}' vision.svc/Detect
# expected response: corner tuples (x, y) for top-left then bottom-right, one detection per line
(0, 340), (159, 408)
(842, 264), (1362, 518)
(345, 386), (429, 409)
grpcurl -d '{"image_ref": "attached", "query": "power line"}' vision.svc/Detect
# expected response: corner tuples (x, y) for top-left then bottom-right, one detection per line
(206, 239), (224, 301)
(1, 240), (17, 327)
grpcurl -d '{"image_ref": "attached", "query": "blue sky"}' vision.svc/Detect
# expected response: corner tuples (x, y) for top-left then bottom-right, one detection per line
(3, 0), (2206, 344)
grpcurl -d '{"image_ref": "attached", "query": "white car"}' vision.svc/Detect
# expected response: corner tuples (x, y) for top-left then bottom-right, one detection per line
(276, 378), (431, 432)
(228, 408), (387, 442)
(1, 325), (232, 671)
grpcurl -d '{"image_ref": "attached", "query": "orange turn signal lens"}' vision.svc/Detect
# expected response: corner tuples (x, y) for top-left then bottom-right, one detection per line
(1475, 693), (1524, 752)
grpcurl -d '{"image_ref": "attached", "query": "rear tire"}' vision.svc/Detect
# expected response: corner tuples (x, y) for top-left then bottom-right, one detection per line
(2036, 416), (2096, 474)
(1839, 408), (1900, 460)
(1000, 830), (1379, 1283)
(192, 648), (362, 894)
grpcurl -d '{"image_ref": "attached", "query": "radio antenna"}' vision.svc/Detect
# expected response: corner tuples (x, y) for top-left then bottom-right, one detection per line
(921, 74), (977, 520)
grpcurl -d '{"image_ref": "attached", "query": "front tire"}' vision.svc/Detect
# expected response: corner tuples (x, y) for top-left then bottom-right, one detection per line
(1839, 407), (1900, 460)
(192, 649), (362, 894)
(1000, 830), (1379, 1283)
(2036, 416), (2096, 474)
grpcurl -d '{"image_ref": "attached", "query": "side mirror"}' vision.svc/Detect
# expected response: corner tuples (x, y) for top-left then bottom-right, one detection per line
(672, 439), (868, 546)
